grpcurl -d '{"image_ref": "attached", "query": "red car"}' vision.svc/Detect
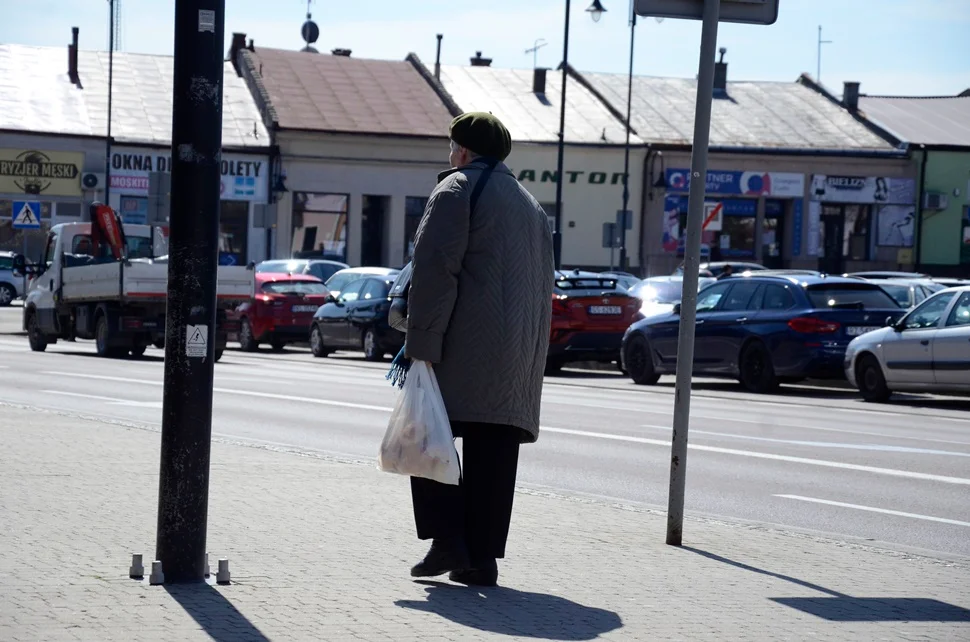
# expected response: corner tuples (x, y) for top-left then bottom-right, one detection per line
(546, 270), (642, 373)
(230, 272), (330, 352)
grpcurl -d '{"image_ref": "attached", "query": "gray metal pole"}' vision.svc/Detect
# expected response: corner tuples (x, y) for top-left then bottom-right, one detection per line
(619, 9), (637, 272)
(665, 0), (721, 547)
(553, 0), (572, 269)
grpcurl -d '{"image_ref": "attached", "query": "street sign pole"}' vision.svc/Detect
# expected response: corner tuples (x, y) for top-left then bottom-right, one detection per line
(155, 0), (226, 583)
(665, 0), (721, 546)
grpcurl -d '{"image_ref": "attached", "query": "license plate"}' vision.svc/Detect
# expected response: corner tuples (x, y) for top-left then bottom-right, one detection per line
(292, 305), (318, 313)
(846, 325), (880, 337)
(588, 305), (622, 315)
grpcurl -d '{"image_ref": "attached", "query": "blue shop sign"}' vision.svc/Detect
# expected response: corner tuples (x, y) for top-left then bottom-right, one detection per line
(665, 168), (805, 198)
(665, 195), (783, 216)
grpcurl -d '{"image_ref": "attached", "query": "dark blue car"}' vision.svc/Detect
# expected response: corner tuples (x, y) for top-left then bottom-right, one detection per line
(620, 274), (905, 392)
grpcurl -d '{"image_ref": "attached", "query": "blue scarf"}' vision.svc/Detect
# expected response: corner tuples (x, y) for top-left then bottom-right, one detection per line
(386, 346), (412, 388)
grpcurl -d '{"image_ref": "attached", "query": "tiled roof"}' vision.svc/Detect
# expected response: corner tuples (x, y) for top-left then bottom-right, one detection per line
(240, 48), (454, 137)
(0, 44), (269, 149)
(580, 72), (897, 150)
(433, 65), (641, 145)
(858, 95), (970, 147)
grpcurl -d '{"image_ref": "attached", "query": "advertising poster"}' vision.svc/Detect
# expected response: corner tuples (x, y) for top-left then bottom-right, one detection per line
(807, 201), (821, 257)
(876, 205), (916, 247)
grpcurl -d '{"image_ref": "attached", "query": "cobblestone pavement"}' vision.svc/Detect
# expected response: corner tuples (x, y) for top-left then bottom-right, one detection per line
(1, 403), (968, 641)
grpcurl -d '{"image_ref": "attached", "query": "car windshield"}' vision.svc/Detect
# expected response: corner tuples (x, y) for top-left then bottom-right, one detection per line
(261, 281), (327, 295)
(879, 284), (913, 307)
(806, 284), (899, 309)
(257, 260), (307, 274)
(635, 280), (683, 303)
(308, 262), (345, 282)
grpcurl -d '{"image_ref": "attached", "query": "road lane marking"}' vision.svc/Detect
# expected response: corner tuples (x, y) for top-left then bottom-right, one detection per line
(774, 495), (970, 528)
(37, 370), (970, 485)
(540, 427), (970, 486)
(638, 424), (970, 455)
(42, 389), (162, 408)
(43, 372), (394, 413)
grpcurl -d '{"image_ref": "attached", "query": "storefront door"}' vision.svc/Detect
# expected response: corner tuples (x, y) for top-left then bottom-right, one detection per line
(819, 206), (844, 275)
(361, 195), (387, 267)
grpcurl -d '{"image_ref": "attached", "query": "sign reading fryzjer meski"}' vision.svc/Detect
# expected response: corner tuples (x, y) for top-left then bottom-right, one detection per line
(109, 148), (269, 203)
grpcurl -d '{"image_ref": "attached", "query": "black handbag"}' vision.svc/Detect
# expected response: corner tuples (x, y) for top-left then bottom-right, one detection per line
(388, 159), (499, 334)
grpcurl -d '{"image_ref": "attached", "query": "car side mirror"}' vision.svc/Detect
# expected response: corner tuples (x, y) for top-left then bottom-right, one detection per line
(325, 294), (337, 304)
(13, 254), (41, 276)
(886, 316), (900, 331)
(672, 302), (682, 315)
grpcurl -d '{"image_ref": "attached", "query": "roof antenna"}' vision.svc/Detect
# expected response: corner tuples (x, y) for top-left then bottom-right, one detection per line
(301, 0), (320, 53)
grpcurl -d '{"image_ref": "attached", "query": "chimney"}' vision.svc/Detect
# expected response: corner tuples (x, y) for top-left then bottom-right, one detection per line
(331, 48), (352, 57)
(228, 32), (247, 75)
(843, 81), (860, 111)
(247, 38), (255, 51)
(434, 34), (443, 80)
(470, 51), (492, 67)
(533, 67), (547, 95)
(68, 27), (79, 85)
(713, 47), (727, 94)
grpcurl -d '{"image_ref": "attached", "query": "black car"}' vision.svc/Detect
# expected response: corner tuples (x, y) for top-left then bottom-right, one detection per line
(309, 276), (404, 361)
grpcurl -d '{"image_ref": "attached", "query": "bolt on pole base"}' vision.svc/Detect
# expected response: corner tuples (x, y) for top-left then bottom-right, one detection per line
(148, 560), (165, 586)
(216, 558), (231, 585)
(129, 554), (144, 580)
(665, 0), (721, 547)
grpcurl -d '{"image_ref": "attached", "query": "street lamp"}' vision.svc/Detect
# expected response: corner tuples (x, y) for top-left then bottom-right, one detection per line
(553, 0), (607, 269)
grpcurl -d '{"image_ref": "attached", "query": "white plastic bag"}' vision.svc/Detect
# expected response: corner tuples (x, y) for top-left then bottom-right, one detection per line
(378, 360), (460, 485)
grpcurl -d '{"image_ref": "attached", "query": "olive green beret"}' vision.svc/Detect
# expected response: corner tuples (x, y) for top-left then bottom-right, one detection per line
(449, 112), (512, 161)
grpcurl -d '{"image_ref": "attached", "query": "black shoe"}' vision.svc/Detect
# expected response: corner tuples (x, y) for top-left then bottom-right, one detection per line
(449, 558), (498, 587)
(410, 539), (470, 578)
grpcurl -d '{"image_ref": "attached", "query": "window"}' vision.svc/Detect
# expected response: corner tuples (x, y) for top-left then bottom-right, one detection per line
(806, 285), (898, 310)
(696, 282), (731, 312)
(901, 292), (956, 330)
(721, 282), (760, 312)
(879, 283), (914, 308)
(44, 232), (57, 268)
(219, 200), (249, 265)
(843, 205), (871, 260)
(257, 260), (308, 274)
(404, 196), (427, 261)
(306, 262), (345, 283)
(946, 293), (970, 327)
(339, 280), (366, 303)
(760, 284), (796, 311)
(0, 255), (12, 270)
(292, 192), (348, 262)
(261, 280), (328, 295)
(70, 234), (154, 260)
(325, 271), (362, 295)
(361, 279), (388, 301)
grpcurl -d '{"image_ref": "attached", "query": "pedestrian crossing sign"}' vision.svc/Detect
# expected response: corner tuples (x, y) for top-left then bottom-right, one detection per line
(12, 201), (41, 229)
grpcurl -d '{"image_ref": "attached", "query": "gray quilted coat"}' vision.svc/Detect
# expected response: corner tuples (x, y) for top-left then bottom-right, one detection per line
(405, 159), (554, 443)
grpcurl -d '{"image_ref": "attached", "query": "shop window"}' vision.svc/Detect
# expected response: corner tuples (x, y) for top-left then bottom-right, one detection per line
(361, 195), (388, 267)
(219, 200), (249, 266)
(56, 202), (82, 218)
(404, 196), (427, 261)
(292, 192), (348, 263)
(0, 200), (53, 259)
(119, 196), (149, 225)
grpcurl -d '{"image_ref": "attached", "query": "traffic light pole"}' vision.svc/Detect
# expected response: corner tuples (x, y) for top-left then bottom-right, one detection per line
(155, 0), (226, 583)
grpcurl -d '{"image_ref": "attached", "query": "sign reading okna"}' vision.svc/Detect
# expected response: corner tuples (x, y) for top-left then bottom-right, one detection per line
(109, 147), (269, 203)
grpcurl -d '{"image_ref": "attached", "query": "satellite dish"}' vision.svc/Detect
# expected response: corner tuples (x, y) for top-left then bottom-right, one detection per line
(301, 20), (320, 45)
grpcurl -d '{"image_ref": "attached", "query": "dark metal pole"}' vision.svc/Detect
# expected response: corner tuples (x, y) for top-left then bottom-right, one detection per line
(155, 0), (226, 583)
(666, 0), (720, 547)
(553, 0), (571, 270)
(619, 8), (637, 272)
(104, 0), (115, 205)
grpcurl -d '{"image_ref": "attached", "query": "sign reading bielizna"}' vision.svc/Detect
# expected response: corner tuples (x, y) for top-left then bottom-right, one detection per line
(109, 147), (269, 203)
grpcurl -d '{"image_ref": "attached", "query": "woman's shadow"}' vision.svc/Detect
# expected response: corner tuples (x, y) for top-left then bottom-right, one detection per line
(396, 581), (623, 640)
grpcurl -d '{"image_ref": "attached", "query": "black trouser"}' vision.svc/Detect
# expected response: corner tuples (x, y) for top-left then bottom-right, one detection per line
(410, 421), (523, 561)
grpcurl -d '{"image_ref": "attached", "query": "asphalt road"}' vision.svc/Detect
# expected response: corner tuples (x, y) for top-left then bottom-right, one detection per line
(1, 306), (969, 559)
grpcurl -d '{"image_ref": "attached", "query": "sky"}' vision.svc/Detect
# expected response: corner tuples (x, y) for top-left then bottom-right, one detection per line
(2, 0), (969, 96)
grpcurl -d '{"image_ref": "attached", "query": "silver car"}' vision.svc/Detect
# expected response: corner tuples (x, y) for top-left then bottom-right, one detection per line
(0, 251), (26, 306)
(845, 286), (970, 402)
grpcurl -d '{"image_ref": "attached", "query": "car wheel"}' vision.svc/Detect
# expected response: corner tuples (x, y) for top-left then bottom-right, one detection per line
(544, 358), (563, 376)
(129, 344), (147, 358)
(239, 318), (257, 352)
(153, 339), (165, 350)
(95, 315), (124, 358)
(362, 328), (382, 361)
(739, 341), (778, 393)
(625, 335), (660, 385)
(26, 312), (48, 352)
(856, 354), (891, 403)
(214, 349), (224, 362)
(0, 283), (14, 307)
(270, 339), (286, 352)
(309, 324), (329, 358)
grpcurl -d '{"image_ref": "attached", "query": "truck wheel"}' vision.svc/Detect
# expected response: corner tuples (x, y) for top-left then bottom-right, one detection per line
(0, 283), (14, 307)
(214, 349), (224, 362)
(239, 318), (258, 352)
(95, 315), (124, 358)
(26, 312), (48, 352)
(153, 339), (165, 350)
(270, 339), (286, 352)
(129, 344), (147, 358)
